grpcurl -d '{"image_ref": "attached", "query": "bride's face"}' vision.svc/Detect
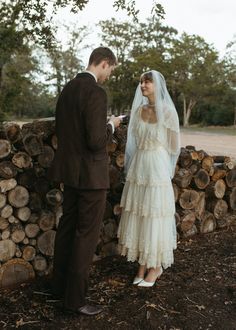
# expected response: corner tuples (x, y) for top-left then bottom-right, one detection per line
(140, 79), (155, 98)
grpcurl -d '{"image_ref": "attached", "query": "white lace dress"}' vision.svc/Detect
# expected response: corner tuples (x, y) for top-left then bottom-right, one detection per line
(117, 110), (177, 269)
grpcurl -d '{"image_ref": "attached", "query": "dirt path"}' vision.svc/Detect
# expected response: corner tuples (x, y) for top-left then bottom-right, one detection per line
(181, 130), (236, 160)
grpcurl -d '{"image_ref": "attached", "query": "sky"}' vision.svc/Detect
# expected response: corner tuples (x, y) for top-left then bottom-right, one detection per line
(55, 0), (236, 65)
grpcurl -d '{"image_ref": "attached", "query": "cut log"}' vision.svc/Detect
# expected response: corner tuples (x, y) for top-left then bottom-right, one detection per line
(0, 204), (13, 218)
(17, 169), (37, 189)
(11, 224), (26, 243)
(172, 183), (179, 202)
(173, 168), (193, 188)
(213, 155), (230, 163)
(0, 258), (35, 288)
(109, 165), (121, 189)
(207, 199), (228, 219)
(193, 169), (210, 190)
(225, 169), (236, 188)
(113, 204), (122, 216)
(211, 167), (226, 182)
(100, 241), (118, 257)
(3, 122), (21, 144)
(178, 210), (196, 233)
(225, 187), (236, 211)
(175, 212), (181, 226)
(200, 211), (216, 233)
(8, 185), (29, 208)
(22, 246), (36, 261)
(103, 201), (113, 220)
(29, 238), (37, 246)
(8, 215), (19, 224)
(22, 133), (43, 156)
(179, 149), (193, 168)
(229, 187), (236, 210)
(190, 151), (199, 161)
(183, 224), (198, 238)
(46, 188), (63, 206)
(197, 150), (208, 161)
(14, 206), (31, 222)
(25, 223), (40, 238)
(51, 134), (58, 150)
(0, 240), (16, 262)
(29, 192), (42, 212)
(37, 230), (56, 256)
(0, 217), (9, 230)
(34, 164), (46, 177)
(38, 210), (55, 231)
(2, 228), (11, 240)
(195, 192), (206, 220)
(189, 161), (201, 175)
(15, 246), (22, 258)
(23, 237), (29, 245)
(22, 120), (55, 140)
(115, 152), (125, 168)
(102, 218), (118, 243)
(55, 205), (63, 228)
(201, 156), (214, 172)
(107, 138), (118, 154)
(37, 145), (54, 168)
(12, 151), (32, 169)
(32, 255), (47, 272)
(0, 178), (17, 193)
(179, 189), (200, 210)
(205, 179), (226, 199)
(0, 193), (7, 208)
(34, 177), (50, 196)
(0, 139), (11, 159)
(0, 161), (18, 179)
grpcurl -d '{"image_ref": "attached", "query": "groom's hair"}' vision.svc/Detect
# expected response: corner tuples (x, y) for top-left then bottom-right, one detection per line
(89, 47), (117, 66)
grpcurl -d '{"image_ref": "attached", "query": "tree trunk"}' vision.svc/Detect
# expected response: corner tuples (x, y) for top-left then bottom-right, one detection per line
(183, 96), (197, 127)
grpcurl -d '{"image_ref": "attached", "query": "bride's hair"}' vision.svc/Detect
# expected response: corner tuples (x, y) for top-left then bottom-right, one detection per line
(140, 71), (153, 82)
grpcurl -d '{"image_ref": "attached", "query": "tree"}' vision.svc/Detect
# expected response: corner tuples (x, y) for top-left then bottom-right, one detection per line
(0, 0), (163, 120)
(45, 24), (89, 96)
(99, 17), (177, 112)
(169, 33), (224, 127)
(0, 46), (55, 119)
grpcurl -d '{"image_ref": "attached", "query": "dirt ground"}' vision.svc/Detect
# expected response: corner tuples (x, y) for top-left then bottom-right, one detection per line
(180, 130), (236, 161)
(0, 224), (236, 330)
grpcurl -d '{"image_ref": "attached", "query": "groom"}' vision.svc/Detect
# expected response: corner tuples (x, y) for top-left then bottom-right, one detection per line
(48, 47), (121, 315)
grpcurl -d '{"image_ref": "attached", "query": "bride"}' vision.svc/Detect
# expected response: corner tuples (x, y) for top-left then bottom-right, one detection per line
(117, 70), (180, 287)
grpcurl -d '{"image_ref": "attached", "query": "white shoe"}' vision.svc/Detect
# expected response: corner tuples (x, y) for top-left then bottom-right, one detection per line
(137, 267), (163, 287)
(132, 277), (144, 285)
(137, 279), (155, 287)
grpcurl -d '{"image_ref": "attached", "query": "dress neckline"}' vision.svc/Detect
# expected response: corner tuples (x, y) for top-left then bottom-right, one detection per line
(139, 106), (158, 125)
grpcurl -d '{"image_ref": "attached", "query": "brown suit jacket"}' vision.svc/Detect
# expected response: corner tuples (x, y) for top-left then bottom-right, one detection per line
(48, 72), (113, 189)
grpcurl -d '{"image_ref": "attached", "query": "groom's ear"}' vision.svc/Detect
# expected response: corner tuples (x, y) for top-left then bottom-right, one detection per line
(101, 60), (109, 69)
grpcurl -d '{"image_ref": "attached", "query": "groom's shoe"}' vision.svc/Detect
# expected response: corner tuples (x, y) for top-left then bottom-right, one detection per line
(77, 304), (103, 316)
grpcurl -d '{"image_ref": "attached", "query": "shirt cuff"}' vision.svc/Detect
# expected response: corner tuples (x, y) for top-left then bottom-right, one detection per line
(108, 121), (115, 134)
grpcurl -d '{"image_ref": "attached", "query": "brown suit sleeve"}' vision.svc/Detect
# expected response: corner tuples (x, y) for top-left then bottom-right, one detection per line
(84, 86), (112, 152)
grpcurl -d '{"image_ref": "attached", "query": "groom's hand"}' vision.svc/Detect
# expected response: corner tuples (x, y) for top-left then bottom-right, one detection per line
(109, 115), (122, 128)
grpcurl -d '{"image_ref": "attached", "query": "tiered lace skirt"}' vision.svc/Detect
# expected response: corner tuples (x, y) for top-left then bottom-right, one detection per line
(117, 146), (177, 269)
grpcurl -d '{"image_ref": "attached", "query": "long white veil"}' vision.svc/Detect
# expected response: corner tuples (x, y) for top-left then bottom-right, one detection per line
(124, 70), (180, 178)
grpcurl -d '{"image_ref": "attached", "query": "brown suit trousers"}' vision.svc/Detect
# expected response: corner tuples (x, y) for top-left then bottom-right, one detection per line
(52, 185), (106, 308)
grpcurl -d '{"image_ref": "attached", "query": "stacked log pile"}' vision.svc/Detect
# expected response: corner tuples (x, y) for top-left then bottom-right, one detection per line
(0, 120), (62, 288)
(0, 120), (235, 288)
(173, 147), (236, 237)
